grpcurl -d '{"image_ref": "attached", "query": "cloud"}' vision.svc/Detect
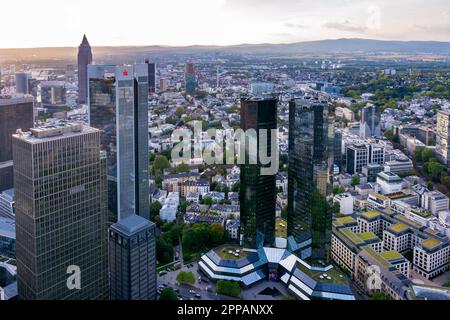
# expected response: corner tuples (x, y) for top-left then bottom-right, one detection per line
(284, 22), (307, 29)
(323, 20), (367, 33)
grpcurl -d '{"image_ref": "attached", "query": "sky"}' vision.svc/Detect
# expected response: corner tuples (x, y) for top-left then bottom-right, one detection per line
(1, 0), (449, 48)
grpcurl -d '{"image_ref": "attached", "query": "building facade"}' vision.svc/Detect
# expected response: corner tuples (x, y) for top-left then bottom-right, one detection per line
(360, 104), (381, 139)
(12, 122), (108, 299)
(0, 96), (34, 192)
(88, 64), (149, 222)
(77, 35), (93, 104)
(109, 214), (156, 300)
(287, 98), (334, 261)
(240, 97), (277, 248)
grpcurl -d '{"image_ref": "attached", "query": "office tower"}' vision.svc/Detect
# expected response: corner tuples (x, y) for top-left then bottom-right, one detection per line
(346, 144), (369, 174)
(334, 129), (342, 171)
(88, 64), (149, 221)
(15, 72), (30, 94)
(436, 110), (450, 167)
(287, 98), (333, 261)
(0, 189), (15, 219)
(249, 82), (274, 96)
(77, 34), (93, 104)
(240, 97), (277, 248)
(368, 143), (385, 165)
(12, 122), (108, 300)
(39, 81), (67, 109)
(360, 104), (381, 139)
(0, 96), (34, 192)
(184, 62), (197, 96)
(144, 59), (156, 94)
(109, 214), (156, 300)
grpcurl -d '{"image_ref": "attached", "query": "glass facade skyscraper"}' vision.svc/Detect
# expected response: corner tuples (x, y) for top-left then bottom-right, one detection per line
(88, 64), (149, 222)
(184, 62), (197, 96)
(12, 123), (108, 300)
(287, 98), (334, 262)
(77, 35), (93, 104)
(240, 97), (277, 248)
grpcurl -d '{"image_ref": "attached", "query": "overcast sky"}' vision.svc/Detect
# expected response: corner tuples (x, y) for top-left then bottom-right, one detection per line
(1, 0), (449, 48)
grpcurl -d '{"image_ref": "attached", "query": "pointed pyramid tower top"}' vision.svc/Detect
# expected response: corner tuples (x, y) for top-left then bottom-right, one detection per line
(81, 34), (90, 46)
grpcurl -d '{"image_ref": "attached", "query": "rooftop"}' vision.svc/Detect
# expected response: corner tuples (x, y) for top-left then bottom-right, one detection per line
(380, 251), (403, 261)
(111, 214), (155, 236)
(388, 223), (409, 234)
(358, 232), (378, 241)
(214, 246), (251, 260)
(334, 216), (357, 226)
(421, 238), (442, 251)
(361, 211), (381, 220)
(297, 263), (347, 285)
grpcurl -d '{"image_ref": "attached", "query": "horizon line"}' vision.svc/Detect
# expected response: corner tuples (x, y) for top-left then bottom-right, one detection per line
(1, 37), (450, 50)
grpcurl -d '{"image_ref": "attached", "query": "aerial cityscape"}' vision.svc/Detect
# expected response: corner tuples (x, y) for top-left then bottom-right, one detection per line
(1, 0), (450, 306)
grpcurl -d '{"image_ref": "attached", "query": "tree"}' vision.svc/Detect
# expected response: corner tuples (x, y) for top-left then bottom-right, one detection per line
(175, 107), (186, 118)
(150, 201), (162, 220)
(282, 295), (298, 301)
(442, 176), (450, 190)
(159, 288), (178, 300)
(180, 200), (189, 213)
(176, 271), (196, 285)
(281, 206), (288, 220)
(333, 186), (345, 195)
(421, 148), (435, 163)
(156, 237), (174, 265)
(155, 174), (163, 189)
(232, 181), (240, 192)
(414, 148), (424, 162)
(371, 292), (391, 300)
(216, 280), (241, 298)
(209, 222), (225, 244)
(428, 162), (444, 182)
(176, 162), (190, 174)
(351, 175), (361, 187)
(201, 196), (213, 206)
(152, 155), (170, 173)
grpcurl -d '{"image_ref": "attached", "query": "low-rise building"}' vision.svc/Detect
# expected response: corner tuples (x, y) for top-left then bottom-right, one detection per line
(333, 193), (354, 215)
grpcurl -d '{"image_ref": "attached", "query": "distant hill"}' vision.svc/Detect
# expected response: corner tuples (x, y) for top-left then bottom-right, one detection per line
(0, 38), (449, 64)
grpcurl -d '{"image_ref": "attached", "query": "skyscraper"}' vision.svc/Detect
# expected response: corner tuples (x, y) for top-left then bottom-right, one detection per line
(145, 59), (156, 94)
(0, 96), (34, 192)
(15, 72), (30, 94)
(12, 122), (108, 299)
(287, 98), (333, 261)
(184, 62), (197, 96)
(436, 110), (450, 167)
(77, 35), (93, 104)
(109, 214), (156, 300)
(240, 97), (277, 248)
(360, 104), (381, 139)
(88, 64), (149, 222)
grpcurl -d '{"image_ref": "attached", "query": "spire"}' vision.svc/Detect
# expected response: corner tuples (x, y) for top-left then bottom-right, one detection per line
(81, 34), (90, 46)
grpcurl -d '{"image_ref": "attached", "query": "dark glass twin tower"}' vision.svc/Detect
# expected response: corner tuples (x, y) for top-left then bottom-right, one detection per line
(240, 97), (333, 261)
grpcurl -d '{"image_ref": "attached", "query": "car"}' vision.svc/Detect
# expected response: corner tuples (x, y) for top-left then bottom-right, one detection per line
(178, 297), (183, 301)
(159, 271), (168, 276)
(195, 294), (201, 299)
(158, 285), (165, 289)
(174, 288), (180, 293)
(189, 290), (196, 294)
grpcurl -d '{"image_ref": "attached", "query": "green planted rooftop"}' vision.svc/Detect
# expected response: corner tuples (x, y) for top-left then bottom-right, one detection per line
(388, 223), (409, 234)
(361, 211), (381, 220)
(341, 228), (364, 245)
(297, 263), (348, 285)
(421, 238), (442, 251)
(215, 246), (250, 260)
(363, 247), (390, 267)
(358, 232), (378, 241)
(335, 216), (356, 226)
(380, 251), (403, 261)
